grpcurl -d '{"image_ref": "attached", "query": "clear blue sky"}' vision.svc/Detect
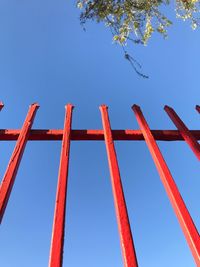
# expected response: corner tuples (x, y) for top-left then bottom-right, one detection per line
(0, 1), (199, 266)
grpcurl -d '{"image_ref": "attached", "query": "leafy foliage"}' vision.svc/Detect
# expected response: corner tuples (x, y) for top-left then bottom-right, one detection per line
(77, 0), (200, 45)
(76, 0), (199, 77)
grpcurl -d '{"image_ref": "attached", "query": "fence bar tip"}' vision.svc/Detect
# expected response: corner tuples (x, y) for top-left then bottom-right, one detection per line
(0, 102), (4, 111)
(196, 105), (200, 113)
(65, 103), (74, 110)
(30, 102), (40, 109)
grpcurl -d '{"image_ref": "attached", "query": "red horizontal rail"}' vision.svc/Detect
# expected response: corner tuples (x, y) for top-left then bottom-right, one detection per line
(196, 105), (200, 113)
(164, 105), (200, 160)
(0, 129), (200, 141)
(0, 102), (4, 111)
(132, 105), (200, 266)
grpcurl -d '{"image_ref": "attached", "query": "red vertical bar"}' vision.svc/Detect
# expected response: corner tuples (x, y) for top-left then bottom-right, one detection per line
(196, 105), (200, 113)
(49, 104), (74, 267)
(0, 103), (39, 223)
(100, 105), (138, 267)
(0, 102), (4, 111)
(132, 105), (200, 266)
(164, 105), (200, 160)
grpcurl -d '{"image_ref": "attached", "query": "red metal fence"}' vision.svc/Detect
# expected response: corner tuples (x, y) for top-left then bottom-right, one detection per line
(0, 102), (199, 267)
